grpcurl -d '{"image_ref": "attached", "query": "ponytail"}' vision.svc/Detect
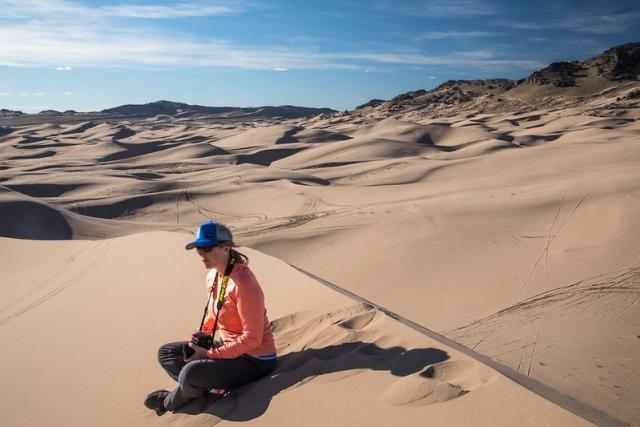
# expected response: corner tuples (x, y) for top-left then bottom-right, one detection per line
(230, 248), (249, 264)
(219, 240), (248, 265)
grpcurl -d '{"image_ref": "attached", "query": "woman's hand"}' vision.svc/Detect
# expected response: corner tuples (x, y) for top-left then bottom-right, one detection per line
(184, 343), (209, 363)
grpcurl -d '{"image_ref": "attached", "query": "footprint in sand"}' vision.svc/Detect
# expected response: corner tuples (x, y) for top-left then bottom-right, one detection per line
(381, 360), (496, 406)
(335, 309), (377, 331)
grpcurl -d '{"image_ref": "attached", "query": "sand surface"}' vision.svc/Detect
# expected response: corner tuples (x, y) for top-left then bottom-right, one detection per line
(1, 101), (639, 425)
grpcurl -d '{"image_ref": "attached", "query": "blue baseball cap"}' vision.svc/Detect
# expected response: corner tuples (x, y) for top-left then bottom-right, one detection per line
(185, 220), (233, 250)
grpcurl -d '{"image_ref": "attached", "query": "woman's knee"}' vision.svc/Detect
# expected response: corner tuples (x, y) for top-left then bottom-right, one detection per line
(178, 360), (226, 391)
(158, 341), (185, 363)
(178, 360), (204, 384)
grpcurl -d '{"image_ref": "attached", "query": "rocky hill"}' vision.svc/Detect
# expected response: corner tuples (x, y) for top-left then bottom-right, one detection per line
(354, 79), (515, 119)
(520, 42), (640, 87)
(352, 42), (640, 121)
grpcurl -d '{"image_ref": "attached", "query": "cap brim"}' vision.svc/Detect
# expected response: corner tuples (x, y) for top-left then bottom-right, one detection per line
(185, 237), (217, 250)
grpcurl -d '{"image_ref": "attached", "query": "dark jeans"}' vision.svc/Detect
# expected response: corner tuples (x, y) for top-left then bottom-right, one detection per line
(157, 341), (277, 411)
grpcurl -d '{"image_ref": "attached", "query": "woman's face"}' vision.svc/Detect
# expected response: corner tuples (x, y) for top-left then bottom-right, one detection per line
(196, 245), (228, 269)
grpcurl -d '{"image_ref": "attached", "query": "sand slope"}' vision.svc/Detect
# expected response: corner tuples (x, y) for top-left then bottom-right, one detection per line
(0, 233), (591, 426)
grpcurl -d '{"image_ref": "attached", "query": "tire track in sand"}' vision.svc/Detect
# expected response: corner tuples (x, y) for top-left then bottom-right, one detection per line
(0, 240), (110, 327)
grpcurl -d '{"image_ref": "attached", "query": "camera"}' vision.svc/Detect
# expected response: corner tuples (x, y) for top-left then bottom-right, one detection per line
(191, 331), (214, 349)
(182, 332), (214, 360)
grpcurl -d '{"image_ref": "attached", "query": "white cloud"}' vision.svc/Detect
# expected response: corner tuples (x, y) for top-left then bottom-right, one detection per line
(0, 92), (11, 96)
(0, 20), (545, 73)
(377, 0), (496, 17)
(19, 92), (51, 96)
(457, 50), (495, 59)
(0, 20), (357, 70)
(100, 2), (237, 19)
(561, 11), (640, 34)
(0, 0), (241, 19)
(421, 31), (497, 40)
(0, 1), (86, 18)
(0, 1), (544, 75)
(498, 11), (640, 34)
(63, 91), (74, 96)
(428, 76), (436, 79)
(339, 52), (544, 70)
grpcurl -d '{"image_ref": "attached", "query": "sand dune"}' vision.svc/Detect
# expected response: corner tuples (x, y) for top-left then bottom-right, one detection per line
(0, 234), (593, 426)
(214, 125), (303, 149)
(447, 266), (640, 422)
(1, 91), (639, 425)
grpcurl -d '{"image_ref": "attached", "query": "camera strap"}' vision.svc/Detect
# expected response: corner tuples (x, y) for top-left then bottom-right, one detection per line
(198, 255), (235, 340)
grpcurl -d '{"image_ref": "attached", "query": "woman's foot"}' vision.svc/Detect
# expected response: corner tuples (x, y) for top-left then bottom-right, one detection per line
(144, 389), (169, 415)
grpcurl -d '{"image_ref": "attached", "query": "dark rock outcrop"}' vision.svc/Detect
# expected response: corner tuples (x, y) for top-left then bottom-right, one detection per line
(356, 99), (386, 110)
(520, 62), (585, 87)
(594, 42), (640, 80)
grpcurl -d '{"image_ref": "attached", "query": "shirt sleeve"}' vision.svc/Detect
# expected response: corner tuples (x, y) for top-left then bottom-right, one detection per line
(207, 269), (265, 359)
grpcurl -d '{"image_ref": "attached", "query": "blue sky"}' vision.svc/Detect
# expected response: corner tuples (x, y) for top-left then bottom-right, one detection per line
(1, 0), (639, 112)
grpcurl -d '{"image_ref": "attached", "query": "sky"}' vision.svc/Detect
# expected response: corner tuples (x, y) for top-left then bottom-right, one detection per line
(1, 0), (639, 113)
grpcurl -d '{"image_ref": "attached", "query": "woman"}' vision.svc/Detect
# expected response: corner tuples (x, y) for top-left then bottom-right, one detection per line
(144, 220), (277, 414)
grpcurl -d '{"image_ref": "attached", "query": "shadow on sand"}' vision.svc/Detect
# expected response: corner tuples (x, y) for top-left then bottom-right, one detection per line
(175, 341), (449, 421)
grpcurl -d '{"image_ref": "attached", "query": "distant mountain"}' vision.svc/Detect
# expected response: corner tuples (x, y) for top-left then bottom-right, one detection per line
(0, 108), (25, 117)
(354, 42), (640, 119)
(102, 100), (197, 116)
(0, 100), (336, 125)
(102, 100), (336, 119)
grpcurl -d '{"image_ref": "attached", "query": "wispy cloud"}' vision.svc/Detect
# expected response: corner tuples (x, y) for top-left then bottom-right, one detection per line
(376, 0), (497, 17)
(0, 0), (85, 18)
(0, 0), (545, 76)
(0, 18), (544, 73)
(341, 51), (544, 70)
(285, 36), (328, 45)
(0, 92), (12, 96)
(0, 0), (241, 19)
(498, 11), (640, 34)
(496, 20), (546, 31)
(420, 31), (498, 39)
(561, 11), (640, 34)
(101, 3), (236, 19)
(0, 20), (347, 69)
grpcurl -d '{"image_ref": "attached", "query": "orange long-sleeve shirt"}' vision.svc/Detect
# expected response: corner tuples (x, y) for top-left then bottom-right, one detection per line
(202, 263), (276, 360)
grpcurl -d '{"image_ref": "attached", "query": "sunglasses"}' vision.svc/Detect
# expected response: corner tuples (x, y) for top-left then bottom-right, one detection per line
(196, 245), (218, 253)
